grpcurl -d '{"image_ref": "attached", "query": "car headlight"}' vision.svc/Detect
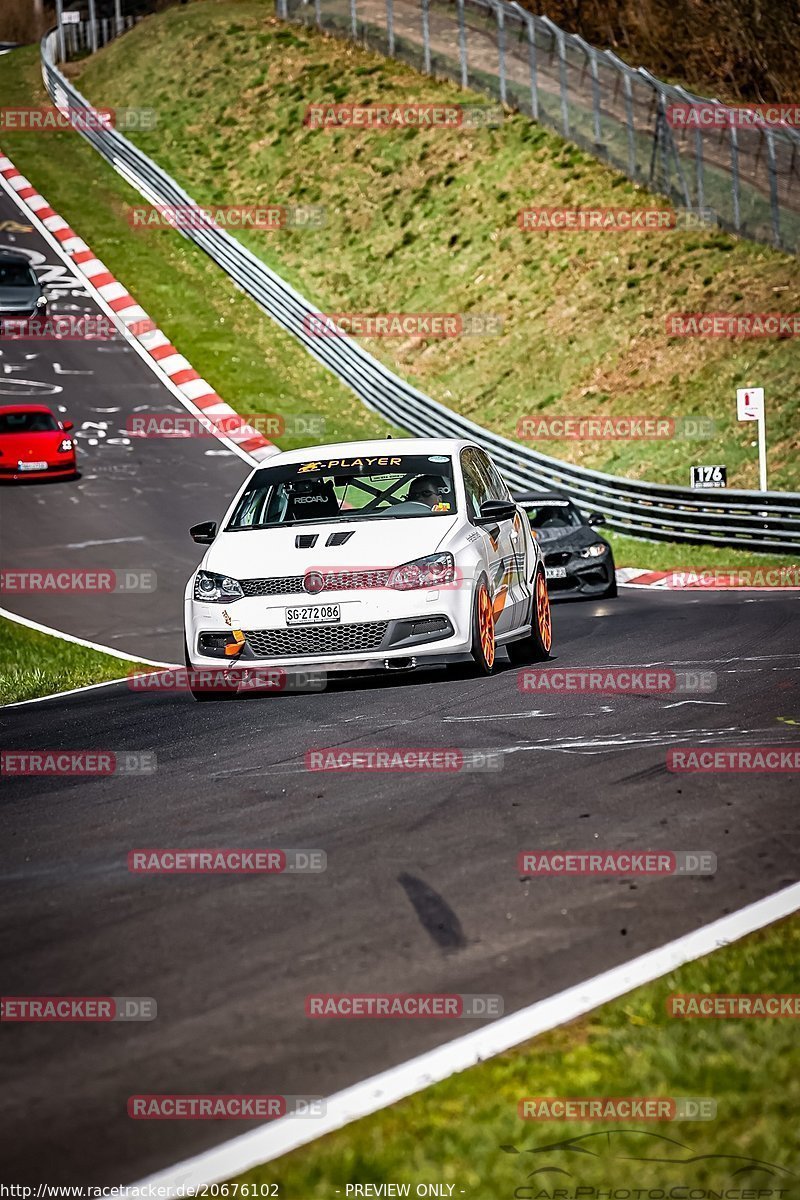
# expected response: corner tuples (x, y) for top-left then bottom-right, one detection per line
(36, 295), (48, 308)
(58, 438), (73, 453)
(387, 552), (455, 590)
(193, 569), (244, 603)
(579, 542), (607, 558)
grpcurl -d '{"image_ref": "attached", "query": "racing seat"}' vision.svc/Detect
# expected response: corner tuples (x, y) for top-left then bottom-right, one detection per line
(284, 480), (340, 522)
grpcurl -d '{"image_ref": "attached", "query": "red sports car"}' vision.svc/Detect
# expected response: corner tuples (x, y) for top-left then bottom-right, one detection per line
(0, 404), (77, 481)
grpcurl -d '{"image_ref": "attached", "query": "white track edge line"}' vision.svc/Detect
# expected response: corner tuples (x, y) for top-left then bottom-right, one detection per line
(2, 673), (165, 709)
(133, 880), (800, 1191)
(0, 168), (259, 469)
(0, 604), (175, 668)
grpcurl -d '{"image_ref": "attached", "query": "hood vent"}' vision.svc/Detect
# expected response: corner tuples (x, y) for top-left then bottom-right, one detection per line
(295, 534), (318, 548)
(326, 531), (354, 547)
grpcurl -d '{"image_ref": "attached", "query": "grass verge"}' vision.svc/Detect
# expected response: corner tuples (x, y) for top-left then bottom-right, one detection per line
(69, 0), (800, 490)
(233, 914), (800, 1198)
(0, 614), (148, 704)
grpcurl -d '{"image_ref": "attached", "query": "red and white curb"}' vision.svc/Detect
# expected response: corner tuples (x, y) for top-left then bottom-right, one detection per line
(618, 567), (800, 590)
(0, 149), (278, 464)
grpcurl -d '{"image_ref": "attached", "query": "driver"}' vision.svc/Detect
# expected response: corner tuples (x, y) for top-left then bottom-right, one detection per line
(407, 475), (447, 508)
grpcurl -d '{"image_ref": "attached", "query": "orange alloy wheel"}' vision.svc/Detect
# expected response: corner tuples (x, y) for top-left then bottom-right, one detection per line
(536, 570), (552, 653)
(478, 583), (496, 669)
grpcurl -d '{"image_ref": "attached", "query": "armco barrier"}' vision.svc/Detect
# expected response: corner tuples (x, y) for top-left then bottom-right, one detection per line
(39, 27), (800, 553)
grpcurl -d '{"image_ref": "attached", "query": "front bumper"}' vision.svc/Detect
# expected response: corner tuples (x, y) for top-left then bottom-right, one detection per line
(0, 459), (77, 482)
(185, 584), (475, 671)
(545, 552), (615, 597)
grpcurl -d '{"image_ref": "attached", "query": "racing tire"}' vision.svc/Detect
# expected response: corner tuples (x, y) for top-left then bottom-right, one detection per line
(601, 565), (618, 599)
(469, 574), (497, 675)
(507, 565), (553, 665)
(184, 639), (237, 702)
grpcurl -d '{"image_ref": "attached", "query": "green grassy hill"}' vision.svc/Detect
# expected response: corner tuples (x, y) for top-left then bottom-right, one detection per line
(70, 0), (799, 491)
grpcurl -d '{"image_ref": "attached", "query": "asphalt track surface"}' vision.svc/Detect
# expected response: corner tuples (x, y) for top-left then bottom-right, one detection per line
(3, 585), (800, 1183)
(0, 181), (250, 661)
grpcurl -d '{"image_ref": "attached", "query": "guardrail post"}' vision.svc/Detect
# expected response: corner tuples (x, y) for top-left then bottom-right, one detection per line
(421, 0), (431, 74)
(495, 2), (507, 106)
(765, 130), (782, 248)
(456, 0), (468, 88)
(386, 0), (394, 55)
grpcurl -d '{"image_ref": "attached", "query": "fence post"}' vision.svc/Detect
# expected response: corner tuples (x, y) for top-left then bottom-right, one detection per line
(495, 2), (507, 107)
(421, 0), (431, 74)
(764, 130), (782, 248)
(540, 18), (569, 137)
(88, 0), (98, 54)
(55, 0), (66, 62)
(456, 0), (468, 88)
(693, 125), (704, 210)
(525, 14), (538, 121)
(588, 44), (602, 146)
(386, 0), (394, 54)
(114, 0), (122, 36)
(729, 124), (741, 233)
(350, 0), (357, 39)
(621, 69), (636, 177)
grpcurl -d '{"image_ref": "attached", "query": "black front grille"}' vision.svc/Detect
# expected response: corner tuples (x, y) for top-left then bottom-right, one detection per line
(545, 551), (572, 566)
(241, 570), (390, 597)
(244, 621), (389, 658)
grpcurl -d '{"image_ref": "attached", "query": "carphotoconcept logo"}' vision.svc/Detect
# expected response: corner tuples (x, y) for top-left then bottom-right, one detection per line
(518, 668), (717, 695)
(305, 748), (503, 771)
(0, 569), (156, 594)
(1, 751), (156, 776)
(128, 848), (326, 873)
(303, 313), (502, 338)
(518, 851), (717, 876)
(1, 996), (156, 1021)
(306, 993), (503, 1017)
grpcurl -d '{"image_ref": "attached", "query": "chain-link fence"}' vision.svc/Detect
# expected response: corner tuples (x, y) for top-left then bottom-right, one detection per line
(279, 0), (800, 256)
(56, 11), (136, 59)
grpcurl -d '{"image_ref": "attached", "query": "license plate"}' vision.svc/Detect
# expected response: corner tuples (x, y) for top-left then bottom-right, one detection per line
(285, 604), (341, 626)
(545, 566), (568, 579)
(18, 461), (48, 471)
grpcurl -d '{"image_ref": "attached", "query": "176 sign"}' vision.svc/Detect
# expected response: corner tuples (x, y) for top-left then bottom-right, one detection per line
(691, 464), (727, 489)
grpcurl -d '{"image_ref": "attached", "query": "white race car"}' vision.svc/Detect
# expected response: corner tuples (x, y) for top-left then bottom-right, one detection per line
(183, 438), (553, 699)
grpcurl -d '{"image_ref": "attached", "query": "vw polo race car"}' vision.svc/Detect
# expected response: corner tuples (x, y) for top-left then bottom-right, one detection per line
(184, 438), (553, 699)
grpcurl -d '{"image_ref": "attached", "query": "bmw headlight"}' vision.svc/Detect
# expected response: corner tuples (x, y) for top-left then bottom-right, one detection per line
(193, 569), (244, 603)
(58, 438), (73, 453)
(388, 552), (455, 590)
(579, 543), (607, 558)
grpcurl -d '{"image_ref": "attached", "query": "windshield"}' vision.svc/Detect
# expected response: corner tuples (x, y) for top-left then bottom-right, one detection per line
(526, 500), (583, 529)
(227, 454), (456, 529)
(0, 410), (59, 433)
(0, 262), (37, 288)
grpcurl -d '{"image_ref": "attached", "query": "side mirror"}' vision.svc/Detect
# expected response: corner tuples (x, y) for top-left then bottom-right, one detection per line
(190, 520), (217, 544)
(61, 420), (74, 432)
(587, 512), (606, 526)
(477, 498), (518, 525)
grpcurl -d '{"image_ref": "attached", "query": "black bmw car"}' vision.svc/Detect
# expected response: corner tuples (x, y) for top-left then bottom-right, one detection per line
(515, 491), (617, 599)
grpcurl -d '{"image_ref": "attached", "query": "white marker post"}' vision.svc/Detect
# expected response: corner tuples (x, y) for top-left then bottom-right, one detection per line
(736, 387), (767, 491)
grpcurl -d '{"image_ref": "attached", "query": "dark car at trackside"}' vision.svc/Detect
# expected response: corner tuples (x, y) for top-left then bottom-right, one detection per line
(514, 491), (617, 599)
(0, 251), (47, 322)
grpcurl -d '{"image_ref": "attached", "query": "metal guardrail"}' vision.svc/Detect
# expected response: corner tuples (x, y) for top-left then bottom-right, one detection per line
(40, 27), (800, 553)
(282, 0), (800, 257)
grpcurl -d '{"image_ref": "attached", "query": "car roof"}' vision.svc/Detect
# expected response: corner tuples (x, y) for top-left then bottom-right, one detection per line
(0, 403), (55, 414)
(0, 251), (32, 265)
(262, 437), (476, 466)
